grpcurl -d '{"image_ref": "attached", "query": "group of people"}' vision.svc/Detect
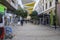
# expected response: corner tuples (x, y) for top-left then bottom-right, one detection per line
(19, 16), (28, 26)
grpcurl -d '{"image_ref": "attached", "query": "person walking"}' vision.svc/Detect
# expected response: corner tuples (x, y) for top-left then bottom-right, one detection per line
(20, 16), (23, 26)
(53, 16), (57, 29)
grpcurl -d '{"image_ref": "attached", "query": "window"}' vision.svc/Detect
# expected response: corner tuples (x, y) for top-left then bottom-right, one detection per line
(0, 14), (3, 23)
(49, 1), (52, 7)
(56, 0), (58, 2)
(0, 17), (3, 23)
(43, 6), (44, 11)
(46, 3), (47, 9)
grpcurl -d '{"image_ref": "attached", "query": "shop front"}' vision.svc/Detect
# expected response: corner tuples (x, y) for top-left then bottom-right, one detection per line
(0, 4), (7, 40)
(43, 13), (50, 25)
(38, 13), (50, 25)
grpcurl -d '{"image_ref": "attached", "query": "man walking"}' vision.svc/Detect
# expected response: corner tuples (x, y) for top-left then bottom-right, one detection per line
(20, 16), (23, 26)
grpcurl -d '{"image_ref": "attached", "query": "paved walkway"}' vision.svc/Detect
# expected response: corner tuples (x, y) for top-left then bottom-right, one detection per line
(11, 23), (60, 40)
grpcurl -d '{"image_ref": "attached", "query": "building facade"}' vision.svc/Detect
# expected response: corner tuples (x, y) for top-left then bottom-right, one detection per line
(33, 0), (55, 25)
(34, 0), (55, 14)
(0, 0), (19, 11)
(0, 0), (19, 26)
(6, 0), (18, 10)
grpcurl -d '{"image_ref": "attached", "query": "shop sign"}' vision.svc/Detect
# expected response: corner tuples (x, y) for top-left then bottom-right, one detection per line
(0, 4), (7, 15)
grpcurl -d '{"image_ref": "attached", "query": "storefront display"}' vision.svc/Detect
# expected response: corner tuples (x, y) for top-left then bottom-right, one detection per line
(0, 4), (7, 40)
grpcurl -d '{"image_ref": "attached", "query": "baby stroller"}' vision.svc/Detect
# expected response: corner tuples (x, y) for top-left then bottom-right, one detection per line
(5, 27), (14, 40)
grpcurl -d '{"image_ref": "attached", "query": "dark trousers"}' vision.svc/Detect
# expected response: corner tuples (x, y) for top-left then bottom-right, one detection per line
(21, 20), (23, 26)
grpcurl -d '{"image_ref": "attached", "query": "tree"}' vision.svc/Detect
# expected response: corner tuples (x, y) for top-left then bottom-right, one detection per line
(29, 11), (40, 24)
(23, 10), (28, 18)
(13, 9), (28, 18)
(29, 11), (38, 20)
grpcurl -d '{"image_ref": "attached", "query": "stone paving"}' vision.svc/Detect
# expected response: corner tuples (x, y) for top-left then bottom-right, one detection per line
(11, 23), (60, 40)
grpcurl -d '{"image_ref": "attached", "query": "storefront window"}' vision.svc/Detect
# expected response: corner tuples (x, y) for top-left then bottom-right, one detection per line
(0, 14), (3, 23)
(49, 1), (52, 7)
(46, 3), (47, 9)
(0, 17), (3, 23)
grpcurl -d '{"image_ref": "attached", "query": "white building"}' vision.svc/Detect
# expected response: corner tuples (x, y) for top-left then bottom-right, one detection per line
(33, 0), (56, 25)
(6, 0), (18, 10)
(17, 0), (24, 8)
(33, 0), (55, 15)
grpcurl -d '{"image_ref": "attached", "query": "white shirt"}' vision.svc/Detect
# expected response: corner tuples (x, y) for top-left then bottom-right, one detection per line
(20, 16), (23, 20)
